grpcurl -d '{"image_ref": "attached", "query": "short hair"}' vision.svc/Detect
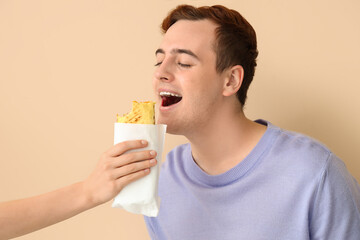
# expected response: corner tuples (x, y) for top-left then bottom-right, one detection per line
(161, 5), (258, 106)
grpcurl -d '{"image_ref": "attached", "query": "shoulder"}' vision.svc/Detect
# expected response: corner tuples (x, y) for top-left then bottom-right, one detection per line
(271, 126), (332, 169)
(265, 122), (359, 186)
(275, 127), (330, 156)
(259, 123), (338, 184)
(259, 120), (331, 163)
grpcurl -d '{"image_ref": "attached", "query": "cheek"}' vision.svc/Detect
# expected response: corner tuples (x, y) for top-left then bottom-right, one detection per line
(181, 72), (208, 93)
(181, 69), (222, 101)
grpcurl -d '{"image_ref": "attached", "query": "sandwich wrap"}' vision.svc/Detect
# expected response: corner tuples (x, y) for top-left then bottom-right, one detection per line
(112, 101), (166, 217)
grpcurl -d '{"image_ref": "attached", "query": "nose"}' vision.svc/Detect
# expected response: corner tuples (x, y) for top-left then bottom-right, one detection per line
(154, 60), (174, 82)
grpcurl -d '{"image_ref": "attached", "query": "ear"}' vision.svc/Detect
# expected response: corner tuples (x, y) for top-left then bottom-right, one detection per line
(222, 65), (244, 97)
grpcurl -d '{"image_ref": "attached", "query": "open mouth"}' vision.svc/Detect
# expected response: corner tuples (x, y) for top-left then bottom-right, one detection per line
(160, 91), (182, 107)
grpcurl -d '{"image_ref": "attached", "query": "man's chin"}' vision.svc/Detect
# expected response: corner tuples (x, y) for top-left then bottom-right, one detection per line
(158, 121), (181, 135)
(157, 116), (184, 135)
(166, 128), (182, 135)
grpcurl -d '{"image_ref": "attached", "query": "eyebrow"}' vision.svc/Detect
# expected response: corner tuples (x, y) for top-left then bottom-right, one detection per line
(155, 48), (199, 60)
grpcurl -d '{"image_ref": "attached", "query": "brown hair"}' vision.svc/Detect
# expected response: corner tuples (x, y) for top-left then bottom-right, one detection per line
(161, 5), (258, 106)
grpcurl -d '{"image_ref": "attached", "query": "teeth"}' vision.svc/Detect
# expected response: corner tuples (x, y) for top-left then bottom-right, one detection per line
(160, 91), (182, 97)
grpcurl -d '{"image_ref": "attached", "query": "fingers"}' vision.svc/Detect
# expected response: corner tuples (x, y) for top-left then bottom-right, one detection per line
(106, 140), (148, 157)
(112, 150), (157, 168)
(115, 168), (152, 189)
(112, 158), (157, 179)
(97, 140), (159, 196)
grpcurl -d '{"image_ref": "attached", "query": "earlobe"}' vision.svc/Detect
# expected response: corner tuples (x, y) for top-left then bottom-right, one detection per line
(223, 65), (244, 97)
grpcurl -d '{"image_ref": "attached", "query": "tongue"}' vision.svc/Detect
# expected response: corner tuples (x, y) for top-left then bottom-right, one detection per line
(162, 96), (182, 107)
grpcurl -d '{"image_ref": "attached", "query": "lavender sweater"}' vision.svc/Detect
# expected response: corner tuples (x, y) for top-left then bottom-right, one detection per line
(145, 120), (360, 240)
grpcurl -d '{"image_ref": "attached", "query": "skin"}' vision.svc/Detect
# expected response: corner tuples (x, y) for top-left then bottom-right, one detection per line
(0, 140), (157, 240)
(153, 19), (266, 175)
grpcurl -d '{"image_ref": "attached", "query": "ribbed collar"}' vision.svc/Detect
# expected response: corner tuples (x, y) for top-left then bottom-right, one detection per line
(183, 120), (280, 187)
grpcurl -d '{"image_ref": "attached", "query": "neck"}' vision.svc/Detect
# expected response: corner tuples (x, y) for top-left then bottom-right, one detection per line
(186, 105), (266, 175)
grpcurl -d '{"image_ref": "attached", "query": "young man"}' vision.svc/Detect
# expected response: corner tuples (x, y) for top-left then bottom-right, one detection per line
(2, 4), (358, 240)
(145, 4), (360, 239)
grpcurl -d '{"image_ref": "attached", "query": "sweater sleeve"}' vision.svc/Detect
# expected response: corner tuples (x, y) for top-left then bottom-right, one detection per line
(309, 153), (360, 239)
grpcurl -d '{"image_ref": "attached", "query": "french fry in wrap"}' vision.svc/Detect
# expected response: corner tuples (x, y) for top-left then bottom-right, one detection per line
(112, 101), (166, 217)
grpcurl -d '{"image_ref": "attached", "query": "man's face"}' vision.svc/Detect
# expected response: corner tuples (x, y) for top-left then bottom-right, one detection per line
(153, 19), (226, 136)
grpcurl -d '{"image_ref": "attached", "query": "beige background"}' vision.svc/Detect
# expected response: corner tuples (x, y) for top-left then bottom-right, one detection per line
(0, 0), (359, 239)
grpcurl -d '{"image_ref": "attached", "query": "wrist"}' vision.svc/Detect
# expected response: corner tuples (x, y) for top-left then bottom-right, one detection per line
(73, 181), (98, 211)
(79, 180), (105, 209)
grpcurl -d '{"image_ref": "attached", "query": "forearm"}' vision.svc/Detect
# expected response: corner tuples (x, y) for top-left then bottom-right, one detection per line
(0, 181), (94, 240)
(0, 140), (156, 239)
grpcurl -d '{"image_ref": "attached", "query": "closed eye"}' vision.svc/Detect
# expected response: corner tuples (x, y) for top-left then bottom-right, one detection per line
(154, 62), (162, 67)
(178, 63), (192, 68)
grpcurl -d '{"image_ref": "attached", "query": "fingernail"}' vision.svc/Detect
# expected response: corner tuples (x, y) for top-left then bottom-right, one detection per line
(150, 150), (156, 156)
(150, 159), (157, 164)
(141, 140), (148, 145)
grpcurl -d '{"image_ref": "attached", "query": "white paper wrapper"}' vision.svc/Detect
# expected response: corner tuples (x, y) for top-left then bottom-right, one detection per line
(112, 123), (167, 217)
